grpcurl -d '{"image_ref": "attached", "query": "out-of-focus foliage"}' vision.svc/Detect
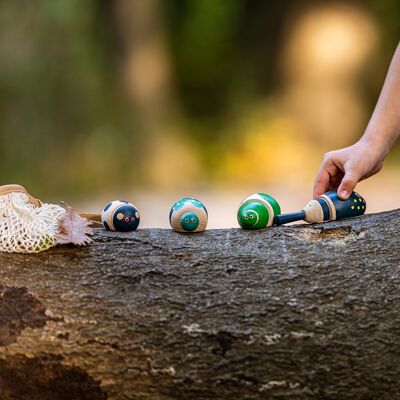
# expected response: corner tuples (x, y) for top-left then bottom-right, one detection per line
(0, 0), (136, 195)
(0, 0), (399, 197)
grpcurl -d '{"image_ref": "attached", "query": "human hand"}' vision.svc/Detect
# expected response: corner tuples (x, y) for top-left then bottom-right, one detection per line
(313, 140), (387, 200)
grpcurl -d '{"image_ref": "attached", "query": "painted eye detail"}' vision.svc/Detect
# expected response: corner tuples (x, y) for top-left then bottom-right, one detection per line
(124, 217), (130, 222)
(185, 218), (190, 223)
(237, 193), (280, 230)
(244, 216), (249, 220)
(191, 218), (196, 223)
(130, 217), (135, 221)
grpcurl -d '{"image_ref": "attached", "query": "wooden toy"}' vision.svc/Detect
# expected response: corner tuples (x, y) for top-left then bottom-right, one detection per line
(273, 190), (366, 225)
(237, 193), (281, 230)
(169, 198), (208, 232)
(101, 200), (140, 232)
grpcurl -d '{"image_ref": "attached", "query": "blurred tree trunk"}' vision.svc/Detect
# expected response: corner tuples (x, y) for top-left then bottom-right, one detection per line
(113, 0), (200, 188)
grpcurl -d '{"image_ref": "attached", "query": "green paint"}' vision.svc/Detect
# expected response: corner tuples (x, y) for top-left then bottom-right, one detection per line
(173, 198), (204, 211)
(180, 212), (200, 231)
(258, 193), (281, 215)
(237, 201), (269, 230)
(172, 200), (186, 211)
(237, 194), (281, 230)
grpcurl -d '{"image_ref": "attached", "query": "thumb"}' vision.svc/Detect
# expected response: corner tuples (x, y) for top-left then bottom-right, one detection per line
(338, 170), (359, 199)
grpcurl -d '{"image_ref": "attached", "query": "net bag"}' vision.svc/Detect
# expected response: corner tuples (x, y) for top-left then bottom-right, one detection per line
(0, 184), (66, 253)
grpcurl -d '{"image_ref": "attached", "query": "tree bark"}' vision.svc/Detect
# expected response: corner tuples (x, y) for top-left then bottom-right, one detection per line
(0, 210), (399, 399)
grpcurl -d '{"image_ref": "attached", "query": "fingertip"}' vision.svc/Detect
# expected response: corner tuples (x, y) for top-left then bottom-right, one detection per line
(312, 189), (321, 200)
(338, 172), (358, 200)
(338, 189), (350, 200)
(338, 180), (356, 199)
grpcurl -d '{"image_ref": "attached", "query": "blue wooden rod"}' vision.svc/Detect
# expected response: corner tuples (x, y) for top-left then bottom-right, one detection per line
(273, 211), (306, 226)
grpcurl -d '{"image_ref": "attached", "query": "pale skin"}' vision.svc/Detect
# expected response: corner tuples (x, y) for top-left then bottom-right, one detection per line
(313, 43), (400, 200)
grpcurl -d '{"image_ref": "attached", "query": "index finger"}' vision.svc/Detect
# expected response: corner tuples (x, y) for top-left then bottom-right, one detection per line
(313, 159), (338, 199)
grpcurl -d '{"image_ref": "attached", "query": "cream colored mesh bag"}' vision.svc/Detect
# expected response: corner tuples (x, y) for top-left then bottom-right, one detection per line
(0, 184), (66, 253)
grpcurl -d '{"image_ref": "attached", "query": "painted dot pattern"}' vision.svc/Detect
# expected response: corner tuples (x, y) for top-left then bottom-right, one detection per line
(101, 200), (140, 232)
(318, 190), (367, 222)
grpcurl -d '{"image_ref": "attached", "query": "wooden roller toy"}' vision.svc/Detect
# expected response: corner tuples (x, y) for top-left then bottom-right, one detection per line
(169, 197), (208, 233)
(237, 193), (281, 229)
(273, 190), (366, 225)
(238, 191), (366, 230)
(101, 200), (140, 232)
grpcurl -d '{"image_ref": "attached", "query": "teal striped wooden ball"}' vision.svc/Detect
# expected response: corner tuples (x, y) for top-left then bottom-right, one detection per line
(169, 198), (208, 233)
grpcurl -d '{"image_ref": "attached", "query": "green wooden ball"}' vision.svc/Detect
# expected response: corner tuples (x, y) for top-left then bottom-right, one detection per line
(237, 193), (281, 230)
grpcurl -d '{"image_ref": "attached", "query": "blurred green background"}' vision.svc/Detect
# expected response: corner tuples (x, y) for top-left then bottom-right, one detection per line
(0, 0), (399, 226)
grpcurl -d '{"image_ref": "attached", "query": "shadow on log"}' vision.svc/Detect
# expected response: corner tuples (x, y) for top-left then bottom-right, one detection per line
(0, 210), (399, 399)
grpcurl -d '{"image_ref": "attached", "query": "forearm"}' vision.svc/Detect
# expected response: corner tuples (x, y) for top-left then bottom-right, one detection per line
(360, 43), (400, 156)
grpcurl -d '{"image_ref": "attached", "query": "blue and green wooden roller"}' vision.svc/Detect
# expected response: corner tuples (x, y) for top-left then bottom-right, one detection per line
(238, 190), (366, 229)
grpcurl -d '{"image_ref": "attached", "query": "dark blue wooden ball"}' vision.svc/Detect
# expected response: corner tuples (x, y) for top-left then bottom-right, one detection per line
(101, 200), (140, 232)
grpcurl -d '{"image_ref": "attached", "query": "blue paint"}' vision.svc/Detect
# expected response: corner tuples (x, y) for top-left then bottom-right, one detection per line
(274, 212), (306, 226)
(322, 191), (366, 220)
(111, 205), (140, 232)
(318, 199), (330, 221)
(103, 203), (112, 212)
(103, 221), (111, 231)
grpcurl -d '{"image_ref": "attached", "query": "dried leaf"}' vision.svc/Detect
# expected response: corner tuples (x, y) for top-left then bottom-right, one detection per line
(56, 207), (93, 246)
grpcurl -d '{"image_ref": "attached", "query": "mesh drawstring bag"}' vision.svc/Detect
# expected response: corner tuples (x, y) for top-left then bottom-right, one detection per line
(0, 184), (67, 253)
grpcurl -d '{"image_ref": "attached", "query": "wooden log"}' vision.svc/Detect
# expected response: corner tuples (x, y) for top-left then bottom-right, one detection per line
(0, 210), (399, 399)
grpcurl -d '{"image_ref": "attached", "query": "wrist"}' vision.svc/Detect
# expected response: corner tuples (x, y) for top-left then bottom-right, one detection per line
(358, 132), (392, 159)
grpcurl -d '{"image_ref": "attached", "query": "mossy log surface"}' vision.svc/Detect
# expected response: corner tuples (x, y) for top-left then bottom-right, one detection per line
(0, 210), (399, 399)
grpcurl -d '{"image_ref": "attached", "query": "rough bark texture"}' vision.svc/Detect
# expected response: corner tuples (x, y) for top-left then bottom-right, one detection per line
(0, 210), (399, 399)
